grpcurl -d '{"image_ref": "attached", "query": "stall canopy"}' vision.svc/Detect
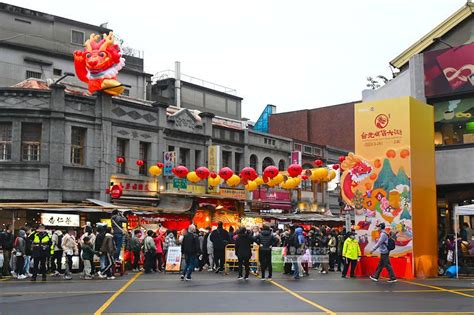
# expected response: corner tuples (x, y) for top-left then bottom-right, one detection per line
(454, 204), (474, 278)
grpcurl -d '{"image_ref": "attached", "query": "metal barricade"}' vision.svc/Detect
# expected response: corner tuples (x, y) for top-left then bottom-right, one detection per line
(224, 244), (260, 275)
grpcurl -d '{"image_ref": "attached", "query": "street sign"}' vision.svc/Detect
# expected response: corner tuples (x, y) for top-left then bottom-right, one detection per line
(173, 178), (187, 189)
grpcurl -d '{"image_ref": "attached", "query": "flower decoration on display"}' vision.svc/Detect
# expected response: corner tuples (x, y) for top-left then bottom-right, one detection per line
(73, 32), (126, 96)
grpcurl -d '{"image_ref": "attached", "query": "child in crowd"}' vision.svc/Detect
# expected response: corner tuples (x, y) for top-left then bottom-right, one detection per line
(81, 236), (95, 280)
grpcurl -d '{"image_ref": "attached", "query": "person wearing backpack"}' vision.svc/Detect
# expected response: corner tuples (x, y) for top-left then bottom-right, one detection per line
(369, 223), (397, 283)
(255, 225), (276, 280)
(51, 229), (64, 276)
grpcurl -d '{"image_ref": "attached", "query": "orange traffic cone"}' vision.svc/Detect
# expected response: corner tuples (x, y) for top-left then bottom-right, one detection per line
(404, 255), (414, 279)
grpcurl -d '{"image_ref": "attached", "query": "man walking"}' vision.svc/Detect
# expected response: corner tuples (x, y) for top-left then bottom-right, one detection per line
(111, 210), (128, 261)
(370, 223), (397, 283)
(181, 225), (200, 281)
(210, 222), (230, 273)
(255, 225), (276, 280)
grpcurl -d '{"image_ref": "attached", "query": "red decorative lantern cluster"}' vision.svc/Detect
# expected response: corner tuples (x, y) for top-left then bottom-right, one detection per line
(172, 165), (189, 178)
(219, 167), (234, 180)
(263, 166), (279, 179)
(116, 157), (125, 164)
(196, 166), (210, 179)
(136, 159), (144, 166)
(287, 164), (303, 177)
(240, 167), (258, 181)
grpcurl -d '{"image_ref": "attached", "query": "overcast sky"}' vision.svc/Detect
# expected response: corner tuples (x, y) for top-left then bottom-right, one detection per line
(7, 0), (466, 120)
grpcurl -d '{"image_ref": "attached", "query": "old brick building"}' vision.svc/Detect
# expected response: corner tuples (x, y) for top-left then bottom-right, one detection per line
(268, 102), (356, 152)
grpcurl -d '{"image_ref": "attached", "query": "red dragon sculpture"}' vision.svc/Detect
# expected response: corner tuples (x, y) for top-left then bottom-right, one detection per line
(73, 32), (125, 96)
(340, 153), (374, 205)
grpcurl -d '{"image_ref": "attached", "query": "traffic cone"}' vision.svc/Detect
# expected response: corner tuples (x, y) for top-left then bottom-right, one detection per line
(404, 255), (414, 279)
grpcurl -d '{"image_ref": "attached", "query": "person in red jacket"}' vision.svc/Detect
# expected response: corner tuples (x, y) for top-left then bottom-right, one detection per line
(153, 232), (164, 272)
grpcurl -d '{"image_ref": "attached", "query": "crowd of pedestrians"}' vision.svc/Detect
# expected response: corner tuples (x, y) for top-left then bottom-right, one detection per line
(0, 218), (401, 283)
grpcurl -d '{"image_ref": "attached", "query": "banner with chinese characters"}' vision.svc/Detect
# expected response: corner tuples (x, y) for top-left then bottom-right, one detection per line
(41, 213), (80, 227)
(207, 145), (221, 193)
(343, 97), (437, 277)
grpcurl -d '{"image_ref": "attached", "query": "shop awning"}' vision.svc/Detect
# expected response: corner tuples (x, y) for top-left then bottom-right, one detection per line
(245, 212), (344, 222)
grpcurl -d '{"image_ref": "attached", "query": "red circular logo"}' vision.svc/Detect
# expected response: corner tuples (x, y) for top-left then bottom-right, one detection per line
(110, 185), (123, 199)
(375, 114), (389, 129)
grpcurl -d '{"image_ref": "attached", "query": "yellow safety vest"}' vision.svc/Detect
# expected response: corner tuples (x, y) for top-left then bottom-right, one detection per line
(33, 232), (54, 255)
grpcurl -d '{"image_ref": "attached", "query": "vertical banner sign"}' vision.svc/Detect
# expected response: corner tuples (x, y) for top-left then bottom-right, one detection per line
(290, 151), (302, 165)
(163, 151), (177, 176)
(165, 246), (182, 272)
(207, 145), (221, 193)
(342, 96), (436, 278)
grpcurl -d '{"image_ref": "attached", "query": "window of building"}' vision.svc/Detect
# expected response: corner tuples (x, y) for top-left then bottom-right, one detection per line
(235, 152), (242, 172)
(433, 97), (474, 146)
(304, 145), (312, 154)
(313, 147), (323, 156)
(116, 138), (128, 174)
(179, 147), (189, 168)
(168, 145), (175, 152)
(194, 150), (201, 169)
(261, 157), (275, 173)
(0, 123), (12, 161)
(278, 159), (286, 171)
(250, 154), (258, 170)
(294, 143), (302, 151)
(139, 142), (150, 175)
(222, 151), (231, 168)
(71, 30), (85, 45)
(53, 68), (62, 76)
(71, 127), (86, 165)
(25, 70), (42, 79)
(21, 123), (41, 161)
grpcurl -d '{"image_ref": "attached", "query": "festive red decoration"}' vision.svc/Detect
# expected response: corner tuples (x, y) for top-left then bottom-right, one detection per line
(218, 167), (234, 180)
(338, 156), (346, 163)
(210, 172), (218, 179)
(263, 166), (279, 179)
(241, 167), (258, 181)
(156, 162), (164, 168)
(171, 167), (177, 175)
(110, 184), (123, 199)
(116, 157), (125, 164)
(332, 164), (340, 170)
(314, 159), (323, 167)
(263, 176), (269, 183)
(301, 175), (309, 181)
(174, 165), (189, 178)
(136, 160), (144, 166)
(288, 164), (303, 177)
(196, 166), (210, 179)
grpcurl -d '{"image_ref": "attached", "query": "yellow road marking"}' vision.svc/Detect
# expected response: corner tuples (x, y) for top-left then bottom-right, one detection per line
(402, 280), (474, 298)
(270, 280), (336, 315)
(94, 272), (142, 315)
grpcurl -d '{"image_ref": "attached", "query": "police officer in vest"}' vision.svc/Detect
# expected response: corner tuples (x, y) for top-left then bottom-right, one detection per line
(31, 224), (53, 281)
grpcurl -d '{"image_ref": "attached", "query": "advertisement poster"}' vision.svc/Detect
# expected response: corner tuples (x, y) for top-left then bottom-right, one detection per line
(424, 42), (474, 98)
(271, 247), (284, 272)
(342, 99), (413, 257)
(165, 246), (182, 272)
(163, 151), (177, 176)
(433, 97), (474, 145)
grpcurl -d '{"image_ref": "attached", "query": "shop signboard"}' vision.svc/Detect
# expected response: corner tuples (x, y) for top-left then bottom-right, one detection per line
(220, 188), (246, 200)
(271, 247), (284, 272)
(173, 178), (187, 190)
(343, 97), (437, 277)
(424, 42), (474, 98)
(163, 151), (177, 176)
(207, 145), (221, 193)
(41, 213), (80, 227)
(165, 246), (182, 272)
(109, 176), (157, 197)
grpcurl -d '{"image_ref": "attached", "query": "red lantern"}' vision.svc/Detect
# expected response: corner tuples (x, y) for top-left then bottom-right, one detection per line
(219, 167), (234, 180)
(338, 156), (346, 163)
(332, 164), (340, 170)
(156, 162), (164, 168)
(196, 166), (210, 179)
(116, 157), (125, 164)
(174, 165), (189, 178)
(136, 160), (144, 166)
(210, 172), (218, 179)
(314, 159), (323, 167)
(287, 164), (303, 177)
(171, 167), (177, 175)
(263, 166), (279, 179)
(301, 175), (309, 181)
(241, 167), (257, 181)
(262, 175), (269, 183)
(110, 184), (123, 199)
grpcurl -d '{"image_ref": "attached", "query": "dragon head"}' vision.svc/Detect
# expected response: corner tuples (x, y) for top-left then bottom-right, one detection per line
(83, 32), (122, 74)
(341, 153), (373, 183)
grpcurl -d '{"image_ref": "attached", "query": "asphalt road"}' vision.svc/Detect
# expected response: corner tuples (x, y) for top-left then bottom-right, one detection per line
(0, 270), (473, 315)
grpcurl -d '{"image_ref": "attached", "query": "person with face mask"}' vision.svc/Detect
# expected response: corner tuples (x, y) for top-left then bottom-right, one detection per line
(341, 232), (361, 278)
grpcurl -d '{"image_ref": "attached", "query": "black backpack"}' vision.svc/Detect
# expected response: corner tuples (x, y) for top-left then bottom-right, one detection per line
(386, 234), (396, 251)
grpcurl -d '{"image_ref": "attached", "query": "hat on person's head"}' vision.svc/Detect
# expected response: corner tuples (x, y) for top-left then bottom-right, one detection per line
(377, 222), (386, 229)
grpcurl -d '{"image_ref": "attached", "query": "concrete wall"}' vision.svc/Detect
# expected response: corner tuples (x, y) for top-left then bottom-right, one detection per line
(435, 146), (474, 185)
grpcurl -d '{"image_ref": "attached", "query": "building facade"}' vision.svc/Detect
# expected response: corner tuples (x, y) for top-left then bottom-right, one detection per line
(0, 3), (151, 99)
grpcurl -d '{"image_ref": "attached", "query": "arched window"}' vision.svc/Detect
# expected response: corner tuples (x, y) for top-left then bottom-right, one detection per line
(250, 154), (258, 170)
(278, 159), (286, 171)
(261, 157), (275, 173)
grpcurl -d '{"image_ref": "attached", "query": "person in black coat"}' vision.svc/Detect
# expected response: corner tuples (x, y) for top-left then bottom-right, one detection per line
(235, 227), (254, 280)
(255, 225), (276, 279)
(210, 221), (230, 273)
(181, 225), (201, 281)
